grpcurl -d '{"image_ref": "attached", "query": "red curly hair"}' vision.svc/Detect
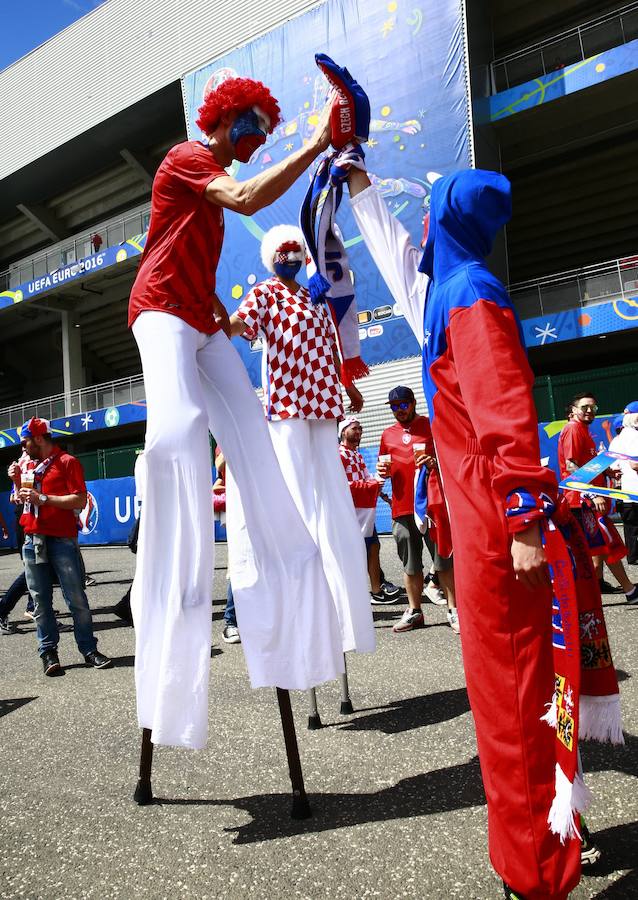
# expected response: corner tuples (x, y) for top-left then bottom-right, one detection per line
(196, 77), (281, 135)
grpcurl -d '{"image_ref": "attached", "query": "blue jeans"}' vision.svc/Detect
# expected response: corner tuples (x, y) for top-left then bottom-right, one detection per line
(23, 535), (97, 656)
(223, 581), (236, 627)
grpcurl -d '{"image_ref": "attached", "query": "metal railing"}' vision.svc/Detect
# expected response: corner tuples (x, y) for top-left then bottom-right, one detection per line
(0, 374), (146, 432)
(510, 253), (638, 320)
(491, 2), (638, 93)
(0, 206), (151, 294)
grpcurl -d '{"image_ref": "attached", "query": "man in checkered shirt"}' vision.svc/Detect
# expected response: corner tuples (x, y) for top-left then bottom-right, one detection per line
(230, 224), (375, 659)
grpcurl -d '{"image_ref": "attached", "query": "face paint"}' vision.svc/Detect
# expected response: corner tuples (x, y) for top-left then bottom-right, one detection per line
(230, 106), (269, 163)
(274, 261), (302, 279)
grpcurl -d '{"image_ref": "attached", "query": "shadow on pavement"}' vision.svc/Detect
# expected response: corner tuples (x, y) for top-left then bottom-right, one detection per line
(334, 687), (471, 735)
(584, 819), (637, 897)
(0, 696), (37, 718)
(156, 755), (486, 844)
(581, 731), (638, 779)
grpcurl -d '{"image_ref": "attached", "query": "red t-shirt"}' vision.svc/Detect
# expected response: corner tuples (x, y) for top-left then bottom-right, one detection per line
(558, 418), (601, 508)
(379, 415), (434, 519)
(21, 447), (87, 538)
(128, 141), (228, 334)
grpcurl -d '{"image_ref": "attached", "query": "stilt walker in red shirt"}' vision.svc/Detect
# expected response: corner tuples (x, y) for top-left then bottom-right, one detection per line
(127, 77), (346, 812)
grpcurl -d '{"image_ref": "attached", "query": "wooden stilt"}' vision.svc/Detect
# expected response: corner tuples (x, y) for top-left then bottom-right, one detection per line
(276, 688), (312, 819)
(133, 727), (154, 805)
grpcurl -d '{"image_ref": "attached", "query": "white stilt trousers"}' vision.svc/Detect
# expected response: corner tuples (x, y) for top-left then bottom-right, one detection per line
(268, 419), (375, 654)
(131, 312), (343, 749)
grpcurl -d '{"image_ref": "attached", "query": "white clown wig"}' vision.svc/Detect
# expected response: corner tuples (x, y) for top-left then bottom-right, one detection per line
(260, 224), (307, 273)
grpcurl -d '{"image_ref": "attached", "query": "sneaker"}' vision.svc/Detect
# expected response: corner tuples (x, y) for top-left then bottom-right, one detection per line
(24, 609), (36, 621)
(41, 649), (61, 676)
(447, 608), (460, 634)
(0, 616), (17, 635)
(380, 580), (401, 598)
(370, 590), (398, 605)
(222, 624), (241, 644)
(83, 650), (113, 669)
(393, 608), (424, 633)
(85, 576), (97, 587)
(424, 581), (447, 606)
(625, 584), (638, 604)
(580, 820), (602, 867)
(599, 578), (622, 594)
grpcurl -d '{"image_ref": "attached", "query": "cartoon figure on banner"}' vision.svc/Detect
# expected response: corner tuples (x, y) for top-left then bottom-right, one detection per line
(79, 491), (98, 535)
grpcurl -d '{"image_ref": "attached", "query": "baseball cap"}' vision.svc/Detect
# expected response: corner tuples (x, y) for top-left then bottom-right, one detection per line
(612, 415), (624, 434)
(338, 416), (361, 439)
(18, 417), (51, 440)
(386, 386), (415, 405)
(623, 401), (638, 414)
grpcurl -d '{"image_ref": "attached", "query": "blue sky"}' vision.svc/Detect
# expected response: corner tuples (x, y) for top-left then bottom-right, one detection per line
(0, 0), (106, 72)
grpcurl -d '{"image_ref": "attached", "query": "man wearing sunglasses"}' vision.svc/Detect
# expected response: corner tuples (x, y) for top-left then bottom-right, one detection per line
(559, 392), (637, 601)
(377, 386), (454, 633)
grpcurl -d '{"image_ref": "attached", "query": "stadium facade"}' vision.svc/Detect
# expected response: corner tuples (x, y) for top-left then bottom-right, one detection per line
(0, 0), (636, 543)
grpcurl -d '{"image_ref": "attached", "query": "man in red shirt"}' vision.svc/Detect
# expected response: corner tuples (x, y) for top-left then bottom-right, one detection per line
(377, 386), (455, 633)
(127, 77), (346, 751)
(558, 392), (636, 598)
(16, 417), (111, 676)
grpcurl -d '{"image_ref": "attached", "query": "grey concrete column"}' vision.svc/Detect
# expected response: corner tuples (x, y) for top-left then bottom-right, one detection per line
(60, 310), (84, 415)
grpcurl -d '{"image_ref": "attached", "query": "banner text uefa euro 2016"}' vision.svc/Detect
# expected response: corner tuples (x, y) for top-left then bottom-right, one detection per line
(181, 0), (471, 387)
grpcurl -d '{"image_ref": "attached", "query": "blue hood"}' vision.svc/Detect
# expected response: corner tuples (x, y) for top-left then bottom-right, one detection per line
(418, 169), (512, 281)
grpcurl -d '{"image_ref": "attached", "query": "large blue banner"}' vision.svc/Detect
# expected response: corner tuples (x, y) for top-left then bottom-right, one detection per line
(181, 0), (471, 386)
(0, 234), (147, 312)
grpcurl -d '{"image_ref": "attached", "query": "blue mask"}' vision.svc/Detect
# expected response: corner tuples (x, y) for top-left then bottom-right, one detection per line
(230, 109), (267, 161)
(274, 261), (302, 279)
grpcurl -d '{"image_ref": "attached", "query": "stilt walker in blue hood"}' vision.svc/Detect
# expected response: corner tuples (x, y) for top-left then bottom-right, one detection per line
(345, 165), (589, 899)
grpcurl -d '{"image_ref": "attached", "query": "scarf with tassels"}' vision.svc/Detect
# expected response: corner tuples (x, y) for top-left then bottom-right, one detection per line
(505, 489), (623, 842)
(300, 144), (368, 387)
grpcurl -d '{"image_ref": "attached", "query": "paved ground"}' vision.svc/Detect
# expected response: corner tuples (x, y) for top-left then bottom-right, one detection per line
(0, 539), (636, 900)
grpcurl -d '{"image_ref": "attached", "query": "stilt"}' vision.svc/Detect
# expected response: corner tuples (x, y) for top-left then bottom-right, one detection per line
(339, 653), (354, 715)
(276, 687), (312, 819)
(133, 727), (154, 805)
(307, 686), (322, 729)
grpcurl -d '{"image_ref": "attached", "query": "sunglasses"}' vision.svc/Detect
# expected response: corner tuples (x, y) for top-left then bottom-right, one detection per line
(576, 404), (598, 412)
(390, 401), (411, 411)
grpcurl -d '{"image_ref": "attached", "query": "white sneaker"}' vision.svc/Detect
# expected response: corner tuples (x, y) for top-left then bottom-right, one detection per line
(222, 624), (241, 644)
(424, 582), (447, 606)
(447, 608), (460, 634)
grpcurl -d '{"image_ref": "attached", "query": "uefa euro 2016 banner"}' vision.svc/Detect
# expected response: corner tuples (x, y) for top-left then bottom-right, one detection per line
(181, 0), (471, 387)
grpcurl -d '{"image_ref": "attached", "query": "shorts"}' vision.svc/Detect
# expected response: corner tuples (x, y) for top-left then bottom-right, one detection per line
(365, 527), (380, 551)
(392, 514), (452, 575)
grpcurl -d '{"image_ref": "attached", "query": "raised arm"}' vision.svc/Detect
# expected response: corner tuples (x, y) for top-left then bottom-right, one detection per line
(206, 107), (331, 215)
(348, 168), (427, 344)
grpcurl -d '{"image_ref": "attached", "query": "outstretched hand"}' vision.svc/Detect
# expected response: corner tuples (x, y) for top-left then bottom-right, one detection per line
(312, 98), (333, 154)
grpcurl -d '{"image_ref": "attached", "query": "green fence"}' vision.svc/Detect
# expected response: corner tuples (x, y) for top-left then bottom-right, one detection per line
(76, 443), (143, 481)
(533, 362), (638, 421)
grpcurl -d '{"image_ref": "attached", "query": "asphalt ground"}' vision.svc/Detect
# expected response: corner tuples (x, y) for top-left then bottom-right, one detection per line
(0, 538), (637, 900)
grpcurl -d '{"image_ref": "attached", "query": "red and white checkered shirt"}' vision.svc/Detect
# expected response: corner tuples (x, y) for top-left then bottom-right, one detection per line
(339, 444), (371, 483)
(236, 278), (344, 421)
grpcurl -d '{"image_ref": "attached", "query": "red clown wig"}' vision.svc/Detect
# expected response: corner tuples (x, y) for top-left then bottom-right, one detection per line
(196, 78), (282, 135)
